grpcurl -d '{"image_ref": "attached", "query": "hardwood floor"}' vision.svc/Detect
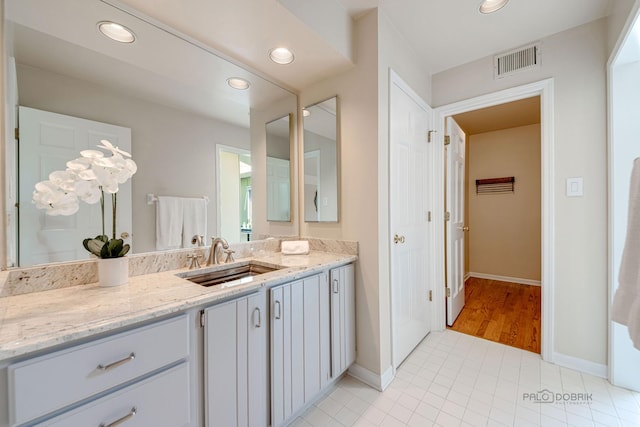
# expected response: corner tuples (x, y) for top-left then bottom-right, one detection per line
(448, 277), (541, 354)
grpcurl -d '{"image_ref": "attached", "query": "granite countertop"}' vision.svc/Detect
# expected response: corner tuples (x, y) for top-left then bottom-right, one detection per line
(0, 251), (356, 362)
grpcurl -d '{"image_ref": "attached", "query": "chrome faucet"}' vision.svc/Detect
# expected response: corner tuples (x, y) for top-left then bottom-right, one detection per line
(205, 237), (230, 265)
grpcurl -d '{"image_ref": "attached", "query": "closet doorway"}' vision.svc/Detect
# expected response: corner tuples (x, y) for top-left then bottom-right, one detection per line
(445, 96), (543, 354)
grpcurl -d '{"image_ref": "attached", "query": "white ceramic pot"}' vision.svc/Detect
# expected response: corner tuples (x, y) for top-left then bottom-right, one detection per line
(98, 257), (129, 287)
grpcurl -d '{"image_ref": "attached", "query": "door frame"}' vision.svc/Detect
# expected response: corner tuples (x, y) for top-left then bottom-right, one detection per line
(433, 78), (555, 362)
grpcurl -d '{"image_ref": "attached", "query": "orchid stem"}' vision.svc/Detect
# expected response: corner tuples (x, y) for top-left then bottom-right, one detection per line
(100, 190), (105, 237)
(112, 193), (117, 240)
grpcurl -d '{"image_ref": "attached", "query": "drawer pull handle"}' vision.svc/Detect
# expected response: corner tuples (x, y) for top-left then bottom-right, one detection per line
(332, 278), (340, 294)
(97, 352), (136, 371)
(99, 406), (137, 427)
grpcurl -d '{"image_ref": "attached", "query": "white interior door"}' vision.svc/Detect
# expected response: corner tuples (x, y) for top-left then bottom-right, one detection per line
(18, 107), (132, 266)
(446, 117), (466, 326)
(390, 73), (432, 368)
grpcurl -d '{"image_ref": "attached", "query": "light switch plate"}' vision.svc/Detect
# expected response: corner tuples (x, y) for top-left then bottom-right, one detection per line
(566, 177), (583, 197)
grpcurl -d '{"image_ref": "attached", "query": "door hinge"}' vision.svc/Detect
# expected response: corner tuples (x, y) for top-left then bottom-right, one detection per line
(445, 211), (450, 221)
(429, 290), (433, 301)
(444, 135), (451, 146)
(199, 310), (206, 328)
(427, 211), (432, 222)
(14, 128), (19, 141)
(446, 287), (451, 298)
(427, 130), (436, 143)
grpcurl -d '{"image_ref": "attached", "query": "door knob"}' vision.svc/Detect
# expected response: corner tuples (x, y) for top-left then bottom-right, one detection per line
(394, 234), (405, 244)
(462, 226), (469, 232)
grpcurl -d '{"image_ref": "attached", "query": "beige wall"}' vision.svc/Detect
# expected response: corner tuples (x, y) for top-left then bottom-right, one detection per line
(299, 10), (382, 375)
(608, 0), (637, 56)
(298, 8), (431, 378)
(467, 124), (541, 282)
(433, 19), (608, 365)
(17, 64), (251, 254)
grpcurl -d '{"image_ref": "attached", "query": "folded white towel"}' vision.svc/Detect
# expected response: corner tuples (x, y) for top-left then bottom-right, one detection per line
(612, 157), (640, 349)
(156, 196), (184, 250)
(281, 240), (309, 255)
(182, 198), (207, 248)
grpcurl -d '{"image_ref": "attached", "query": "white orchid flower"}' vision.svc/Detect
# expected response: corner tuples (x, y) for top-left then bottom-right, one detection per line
(98, 139), (132, 158)
(80, 149), (104, 159)
(32, 180), (79, 216)
(49, 170), (78, 192)
(66, 157), (92, 171)
(92, 165), (120, 193)
(74, 179), (102, 204)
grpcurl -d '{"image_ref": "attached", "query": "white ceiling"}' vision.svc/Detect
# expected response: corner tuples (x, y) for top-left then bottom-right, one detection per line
(113, 0), (613, 90)
(340, 0), (613, 75)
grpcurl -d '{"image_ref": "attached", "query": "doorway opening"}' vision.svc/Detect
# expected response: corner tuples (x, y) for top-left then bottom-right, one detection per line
(216, 145), (252, 243)
(446, 97), (542, 354)
(435, 79), (554, 361)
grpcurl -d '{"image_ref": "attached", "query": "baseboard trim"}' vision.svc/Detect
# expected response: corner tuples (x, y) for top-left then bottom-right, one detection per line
(553, 352), (607, 378)
(347, 363), (395, 391)
(468, 272), (541, 287)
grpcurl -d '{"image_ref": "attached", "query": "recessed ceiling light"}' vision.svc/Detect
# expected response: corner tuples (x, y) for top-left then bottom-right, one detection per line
(97, 21), (136, 43)
(479, 0), (509, 14)
(227, 77), (250, 90)
(303, 109), (311, 117)
(269, 47), (295, 65)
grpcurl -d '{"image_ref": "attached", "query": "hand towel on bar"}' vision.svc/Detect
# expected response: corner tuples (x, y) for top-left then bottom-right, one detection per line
(612, 158), (640, 349)
(155, 196), (184, 250)
(182, 198), (207, 248)
(281, 240), (309, 255)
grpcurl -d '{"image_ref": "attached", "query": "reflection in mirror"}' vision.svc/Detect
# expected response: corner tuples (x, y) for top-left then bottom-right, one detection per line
(303, 97), (338, 222)
(217, 145), (252, 243)
(265, 115), (292, 222)
(3, 0), (296, 267)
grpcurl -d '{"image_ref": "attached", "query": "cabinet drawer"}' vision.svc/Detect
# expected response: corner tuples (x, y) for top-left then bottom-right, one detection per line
(9, 315), (189, 426)
(35, 362), (191, 427)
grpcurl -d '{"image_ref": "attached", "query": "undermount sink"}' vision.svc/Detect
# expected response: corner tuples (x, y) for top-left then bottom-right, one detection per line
(177, 261), (281, 288)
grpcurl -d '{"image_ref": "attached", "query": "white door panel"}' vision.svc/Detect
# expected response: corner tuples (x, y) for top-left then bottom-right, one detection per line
(18, 107), (132, 266)
(446, 117), (466, 326)
(390, 74), (432, 368)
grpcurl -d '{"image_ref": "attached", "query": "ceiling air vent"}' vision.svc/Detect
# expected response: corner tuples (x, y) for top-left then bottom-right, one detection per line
(494, 43), (540, 79)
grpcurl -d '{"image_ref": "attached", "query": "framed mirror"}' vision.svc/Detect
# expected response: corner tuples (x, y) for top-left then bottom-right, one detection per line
(265, 114), (292, 222)
(3, 0), (296, 267)
(303, 97), (338, 222)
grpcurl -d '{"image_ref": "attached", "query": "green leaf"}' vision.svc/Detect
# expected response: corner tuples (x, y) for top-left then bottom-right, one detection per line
(84, 238), (106, 257)
(119, 244), (130, 257)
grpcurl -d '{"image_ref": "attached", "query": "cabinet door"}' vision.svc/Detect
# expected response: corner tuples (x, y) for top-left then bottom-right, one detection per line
(205, 300), (239, 427)
(205, 292), (267, 427)
(271, 274), (327, 427)
(330, 264), (356, 378)
(270, 285), (289, 426)
(247, 292), (268, 427)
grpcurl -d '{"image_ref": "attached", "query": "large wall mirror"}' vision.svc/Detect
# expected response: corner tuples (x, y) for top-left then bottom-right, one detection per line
(3, 0), (296, 267)
(265, 114), (292, 222)
(303, 97), (338, 222)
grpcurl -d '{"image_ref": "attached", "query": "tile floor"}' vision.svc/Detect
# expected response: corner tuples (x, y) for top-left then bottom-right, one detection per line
(292, 330), (640, 427)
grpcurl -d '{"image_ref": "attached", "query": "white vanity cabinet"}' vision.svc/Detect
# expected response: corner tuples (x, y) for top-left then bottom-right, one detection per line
(6, 315), (190, 427)
(270, 273), (331, 426)
(204, 291), (268, 427)
(330, 263), (356, 379)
